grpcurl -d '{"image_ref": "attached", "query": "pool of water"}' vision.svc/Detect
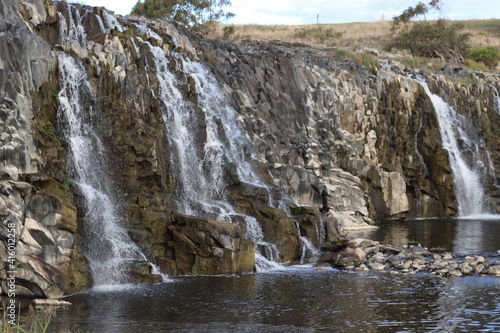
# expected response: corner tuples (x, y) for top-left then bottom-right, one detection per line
(41, 218), (500, 332)
(46, 265), (500, 332)
(350, 217), (500, 255)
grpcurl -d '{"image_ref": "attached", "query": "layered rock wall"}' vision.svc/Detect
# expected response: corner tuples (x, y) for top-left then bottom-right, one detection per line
(0, 0), (88, 297)
(1, 0), (500, 298)
(193, 38), (500, 223)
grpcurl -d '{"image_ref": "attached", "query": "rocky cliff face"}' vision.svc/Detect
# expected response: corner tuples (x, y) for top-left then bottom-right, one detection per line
(0, 0), (88, 297)
(193, 37), (500, 222)
(1, 0), (499, 298)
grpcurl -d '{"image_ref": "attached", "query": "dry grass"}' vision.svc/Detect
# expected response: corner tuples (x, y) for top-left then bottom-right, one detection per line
(462, 20), (500, 49)
(224, 21), (394, 50)
(222, 19), (500, 53)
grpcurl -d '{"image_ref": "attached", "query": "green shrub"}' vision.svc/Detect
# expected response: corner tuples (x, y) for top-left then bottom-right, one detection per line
(293, 26), (344, 44)
(396, 56), (429, 69)
(464, 58), (489, 70)
(468, 47), (500, 69)
(222, 25), (235, 40)
(331, 49), (354, 60)
(331, 49), (379, 73)
(391, 1), (471, 61)
(392, 19), (470, 60)
(354, 53), (380, 73)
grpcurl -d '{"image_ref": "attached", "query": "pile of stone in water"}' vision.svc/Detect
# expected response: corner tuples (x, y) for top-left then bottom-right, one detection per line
(319, 238), (500, 277)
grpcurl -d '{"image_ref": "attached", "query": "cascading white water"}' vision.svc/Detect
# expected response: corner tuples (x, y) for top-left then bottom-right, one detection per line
(277, 200), (319, 264)
(141, 39), (280, 269)
(57, 4), (87, 46)
(134, 21), (162, 41)
(492, 85), (500, 115)
(101, 10), (124, 33)
(419, 80), (492, 216)
(183, 61), (268, 188)
(413, 115), (428, 217)
(57, 52), (166, 285)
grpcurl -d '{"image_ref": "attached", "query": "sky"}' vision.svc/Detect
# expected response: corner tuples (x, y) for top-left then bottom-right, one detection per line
(84, 0), (500, 25)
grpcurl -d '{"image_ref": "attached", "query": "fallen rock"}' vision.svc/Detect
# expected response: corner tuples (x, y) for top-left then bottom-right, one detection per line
(32, 299), (72, 307)
(488, 266), (500, 276)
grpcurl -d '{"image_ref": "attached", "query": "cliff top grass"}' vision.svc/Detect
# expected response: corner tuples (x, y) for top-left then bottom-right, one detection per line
(224, 19), (500, 50)
(219, 19), (500, 71)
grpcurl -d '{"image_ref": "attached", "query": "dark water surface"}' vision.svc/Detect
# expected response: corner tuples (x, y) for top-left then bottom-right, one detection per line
(351, 217), (500, 255)
(47, 218), (500, 332)
(48, 266), (500, 332)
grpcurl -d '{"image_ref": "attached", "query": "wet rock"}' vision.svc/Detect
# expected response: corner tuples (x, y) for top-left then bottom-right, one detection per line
(474, 264), (485, 275)
(430, 259), (448, 270)
(461, 264), (473, 275)
(400, 245), (429, 259)
(369, 262), (385, 271)
(449, 269), (463, 277)
(487, 266), (500, 276)
(32, 299), (72, 307)
(126, 261), (163, 284)
(442, 253), (454, 260)
(320, 237), (500, 278)
(168, 213), (255, 275)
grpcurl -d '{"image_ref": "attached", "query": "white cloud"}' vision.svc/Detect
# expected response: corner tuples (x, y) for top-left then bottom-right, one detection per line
(230, 0), (294, 14)
(229, 0), (299, 24)
(75, 0), (500, 25)
(303, 7), (319, 14)
(232, 11), (302, 25)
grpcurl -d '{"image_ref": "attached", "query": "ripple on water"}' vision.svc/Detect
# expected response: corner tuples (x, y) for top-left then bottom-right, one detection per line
(44, 267), (500, 333)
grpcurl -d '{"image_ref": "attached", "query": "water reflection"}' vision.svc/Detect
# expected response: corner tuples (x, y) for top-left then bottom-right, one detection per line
(351, 218), (500, 254)
(47, 267), (500, 332)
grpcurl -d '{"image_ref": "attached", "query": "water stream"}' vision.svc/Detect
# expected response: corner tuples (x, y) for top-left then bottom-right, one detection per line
(492, 85), (500, 115)
(278, 200), (319, 264)
(57, 3), (87, 46)
(56, 51), (166, 285)
(141, 39), (280, 269)
(418, 80), (494, 217)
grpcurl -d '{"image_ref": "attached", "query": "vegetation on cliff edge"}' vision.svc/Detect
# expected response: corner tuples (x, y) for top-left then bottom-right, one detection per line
(390, 0), (471, 62)
(130, 0), (234, 37)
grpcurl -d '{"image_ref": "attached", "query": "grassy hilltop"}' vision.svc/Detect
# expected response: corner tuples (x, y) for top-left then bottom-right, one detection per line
(218, 19), (500, 71)
(225, 19), (500, 50)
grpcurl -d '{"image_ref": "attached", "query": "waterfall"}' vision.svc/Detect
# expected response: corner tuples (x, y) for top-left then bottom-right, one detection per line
(141, 39), (280, 269)
(56, 52), (166, 285)
(101, 10), (123, 33)
(278, 200), (319, 264)
(57, 4), (87, 46)
(418, 80), (493, 217)
(492, 85), (500, 115)
(413, 115), (427, 217)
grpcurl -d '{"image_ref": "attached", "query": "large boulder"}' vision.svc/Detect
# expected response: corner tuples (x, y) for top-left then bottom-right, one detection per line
(167, 213), (255, 275)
